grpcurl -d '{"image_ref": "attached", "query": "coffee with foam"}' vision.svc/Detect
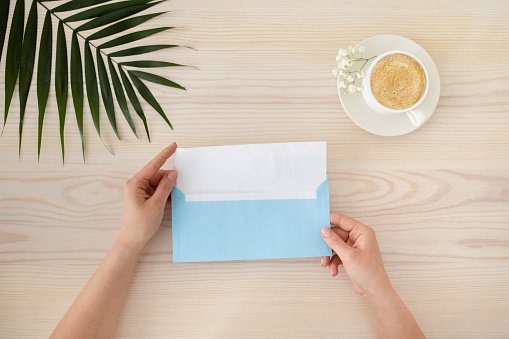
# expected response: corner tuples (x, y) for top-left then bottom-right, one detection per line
(370, 53), (426, 110)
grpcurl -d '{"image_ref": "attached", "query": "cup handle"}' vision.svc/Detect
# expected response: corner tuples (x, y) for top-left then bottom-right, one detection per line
(406, 109), (425, 126)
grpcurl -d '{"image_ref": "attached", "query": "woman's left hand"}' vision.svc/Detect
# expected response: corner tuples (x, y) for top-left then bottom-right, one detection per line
(117, 143), (178, 252)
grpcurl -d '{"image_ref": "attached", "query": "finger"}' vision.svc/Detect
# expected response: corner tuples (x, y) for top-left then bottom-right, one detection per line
(347, 237), (354, 247)
(321, 256), (330, 267)
(331, 225), (349, 242)
(321, 227), (352, 259)
(330, 212), (369, 233)
(328, 214), (372, 256)
(150, 170), (178, 208)
(146, 185), (155, 196)
(135, 143), (177, 182)
(146, 170), (171, 197)
(329, 254), (342, 277)
(149, 170), (170, 187)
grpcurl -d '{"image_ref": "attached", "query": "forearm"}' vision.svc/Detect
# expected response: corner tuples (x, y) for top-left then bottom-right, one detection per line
(365, 287), (425, 339)
(50, 241), (141, 339)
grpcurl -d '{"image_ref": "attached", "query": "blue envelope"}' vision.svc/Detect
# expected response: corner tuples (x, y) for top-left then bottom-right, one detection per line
(171, 142), (331, 263)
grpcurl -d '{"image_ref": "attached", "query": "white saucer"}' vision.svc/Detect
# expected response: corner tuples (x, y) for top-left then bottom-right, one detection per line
(337, 35), (441, 136)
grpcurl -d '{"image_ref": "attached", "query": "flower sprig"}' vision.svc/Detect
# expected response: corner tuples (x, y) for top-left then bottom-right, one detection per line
(332, 45), (376, 94)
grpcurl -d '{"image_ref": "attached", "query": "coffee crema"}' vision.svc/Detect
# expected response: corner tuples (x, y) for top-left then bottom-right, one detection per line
(370, 53), (425, 110)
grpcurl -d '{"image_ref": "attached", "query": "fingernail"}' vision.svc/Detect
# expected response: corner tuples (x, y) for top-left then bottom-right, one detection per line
(329, 267), (334, 276)
(321, 257), (324, 266)
(168, 170), (177, 180)
(321, 227), (332, 238)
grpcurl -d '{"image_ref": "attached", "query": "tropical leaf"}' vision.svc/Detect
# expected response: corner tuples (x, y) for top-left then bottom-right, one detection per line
(109, 45), (183, 58)
(129, 70), (186, 90)
(84, 45), (114, 155)
(120, 60), (190, 68)
(71, 32), (85, 160)
(55, 21), (68, 163)
(96, 50), (119, 139)
(18, 0), (38, 156)
(119, 67), (151, 142)
(0, 0), (9, 64)
(129, 72), (173, 129)
(84, 43), (100, 137)
(65, 0), (157, 23)
(76, 1), (164, 32)
(3, 0), (24, 133)
(87, 12), (166, 41)
(37, 12), (52, 161)
(108, 58), (137, 137)
(98, 27), (173, 49)
(1, 0), (191, 160)
(52, 0), (114, 13)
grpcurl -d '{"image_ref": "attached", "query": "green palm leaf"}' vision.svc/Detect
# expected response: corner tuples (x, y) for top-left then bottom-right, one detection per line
(18, 0), (38, 156)
(2, 0), (192, 160)
(84, 43), (100, 137)
(76, 1), (164, 32)
(0, 0), (10, 64)
(120, 61), (190, 68)
(98, 27), (173, 49)
(87, 12), (166, 41)
(71, 32), (85, 161)
(129, 72), (173, 129)
(119, 67), (151, 142)
(129, 70), (186, 90)
(109, 45), (183, 58)
(55, 21), (68, 163)
(64, 0), (154, 23)
(52, 0), (114, 13)
(3, 0), (24, 133)
(96, 50), (119, 139)
(84, 44), (114, 155)
(108, 58), (137, 137)
(37, 12), (52, 161)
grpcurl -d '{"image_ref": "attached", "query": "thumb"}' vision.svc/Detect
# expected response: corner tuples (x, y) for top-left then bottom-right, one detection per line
(321, 227), (352, 259)
(151, 170), (177, 206)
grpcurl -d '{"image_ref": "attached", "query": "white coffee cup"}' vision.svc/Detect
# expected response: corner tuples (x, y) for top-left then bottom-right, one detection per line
(362, 51), (429, 126)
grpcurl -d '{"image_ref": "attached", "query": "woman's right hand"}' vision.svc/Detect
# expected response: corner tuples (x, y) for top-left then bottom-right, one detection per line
(320, 213), (393, 299)
(321, 213), (426, 338)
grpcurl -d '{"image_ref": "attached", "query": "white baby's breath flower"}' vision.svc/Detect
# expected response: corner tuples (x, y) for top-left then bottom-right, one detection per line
(334, 45), (374, 94)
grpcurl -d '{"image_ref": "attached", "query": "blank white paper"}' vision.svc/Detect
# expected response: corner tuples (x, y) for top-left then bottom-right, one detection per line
(174, 141), (326, 202)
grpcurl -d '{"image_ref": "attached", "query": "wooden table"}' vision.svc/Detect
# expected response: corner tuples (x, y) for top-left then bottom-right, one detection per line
(1, 0), (509, 337)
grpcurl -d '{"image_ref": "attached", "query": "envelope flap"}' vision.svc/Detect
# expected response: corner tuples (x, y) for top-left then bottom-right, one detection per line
(174, 142), (326, 201)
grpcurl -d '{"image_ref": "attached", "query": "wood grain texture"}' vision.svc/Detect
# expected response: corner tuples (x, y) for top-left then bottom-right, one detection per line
(1, 0), (509, 337)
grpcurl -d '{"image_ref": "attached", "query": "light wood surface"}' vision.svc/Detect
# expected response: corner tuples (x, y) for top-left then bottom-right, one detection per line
(1, 0), (509, 337)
